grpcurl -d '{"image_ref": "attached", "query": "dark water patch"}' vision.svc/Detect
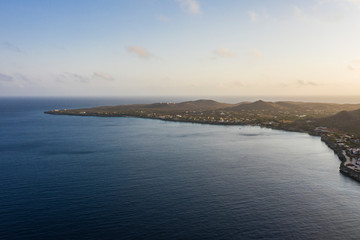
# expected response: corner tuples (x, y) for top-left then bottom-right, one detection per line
(238, 133), (264, 136)
(0, 141), (45, 152)
(169, 131), (218, 138)
(42, 150), (98, 156)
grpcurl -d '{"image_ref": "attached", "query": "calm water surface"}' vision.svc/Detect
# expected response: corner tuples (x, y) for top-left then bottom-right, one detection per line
(1, 98), (360, 240)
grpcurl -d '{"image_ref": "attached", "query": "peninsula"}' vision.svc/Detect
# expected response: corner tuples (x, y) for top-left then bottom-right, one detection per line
(45, 99), (360, 182)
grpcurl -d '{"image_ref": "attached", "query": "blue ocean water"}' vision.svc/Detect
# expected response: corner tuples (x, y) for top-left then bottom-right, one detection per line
(1, 97), (360, 240)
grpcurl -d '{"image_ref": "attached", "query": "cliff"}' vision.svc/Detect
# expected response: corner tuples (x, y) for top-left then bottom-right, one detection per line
(320, 135), (360, 182)
(339, 162), (360, 182)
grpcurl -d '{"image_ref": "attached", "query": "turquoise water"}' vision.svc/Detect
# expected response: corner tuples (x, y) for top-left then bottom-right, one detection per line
(1, 98), (360, 240)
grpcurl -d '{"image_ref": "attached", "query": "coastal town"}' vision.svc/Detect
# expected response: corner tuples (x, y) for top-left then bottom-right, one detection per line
(314, 127), (360, 174)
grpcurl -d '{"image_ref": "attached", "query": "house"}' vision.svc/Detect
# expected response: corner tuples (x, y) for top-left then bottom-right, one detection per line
(356, 159), (360, 166)
(315, 127), (330, 133)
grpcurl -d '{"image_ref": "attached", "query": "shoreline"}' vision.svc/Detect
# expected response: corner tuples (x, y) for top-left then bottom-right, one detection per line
(45, 111), (360, 182)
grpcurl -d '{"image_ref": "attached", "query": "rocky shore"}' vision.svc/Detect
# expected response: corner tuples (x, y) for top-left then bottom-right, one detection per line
(320, 135), (360, 182)
(339, 162), (360, 182)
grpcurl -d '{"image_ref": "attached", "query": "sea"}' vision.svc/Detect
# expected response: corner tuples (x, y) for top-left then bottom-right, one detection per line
(1, 97), (360, 240)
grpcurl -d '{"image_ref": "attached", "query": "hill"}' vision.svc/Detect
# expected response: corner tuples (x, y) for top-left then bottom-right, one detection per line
(46, 99), (360, 116)
(230, 100), (281, 111)
(52, 99), (236, 115)
(143, 99), (235, 111)
(316, 109), (360, 135)
(229, 100), (360, 115)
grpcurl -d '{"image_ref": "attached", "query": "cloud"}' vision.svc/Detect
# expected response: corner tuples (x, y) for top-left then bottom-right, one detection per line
(293, 6), (309, 21)
(72, 74), (90, 83)
(248, 10), (270, 23)
(348, 60), (360, 72)
(176, 0), (201, 15)
(248, 11), (259, 22)
(345, 0), (360, 6)
(297, 80), (318, 86)
(59, 72), (90, 83)
(0, 73), (34, 88)
(232, 81), (246, 87)
(0, 73), (13, 82)
(317, 0), (360, 8)
(293, 3), (345, 24)
(213, 47), (237, 58)
(92, 72), (114, 81)
(279, 80), (319, 88)
(156, 15), (170, 22)
(13, 74), (36, 85)
(126, 46), (152, 59)
(57, 72), (115, 84)
(2, 42), (24, 53)
(249, 49), (262, 59)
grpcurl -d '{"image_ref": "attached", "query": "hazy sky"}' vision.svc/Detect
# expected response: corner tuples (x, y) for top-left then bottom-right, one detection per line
(1, 0), (360, 97)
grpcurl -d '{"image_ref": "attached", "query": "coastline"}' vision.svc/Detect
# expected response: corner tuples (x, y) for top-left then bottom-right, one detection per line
(319, 135), (360, 182)
(45, 110), (360, 182)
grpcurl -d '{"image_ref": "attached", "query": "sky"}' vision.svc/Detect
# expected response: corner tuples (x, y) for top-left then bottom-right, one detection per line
(1, 0), (360, 97)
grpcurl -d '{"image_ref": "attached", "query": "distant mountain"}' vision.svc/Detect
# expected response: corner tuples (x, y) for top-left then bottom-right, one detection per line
(230, 100), (282, 111)
(44, 98), (360, 138)
(143, 99), (235, 111)
(46, 99), (360, 123)
(317, 109), (360, 134)
(66, 99), (236, 114)
(229, 100), (360, 113)
(322, 109), (360, 123)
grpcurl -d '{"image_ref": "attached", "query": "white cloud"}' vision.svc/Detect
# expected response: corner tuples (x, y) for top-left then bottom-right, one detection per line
(176, 0), (201, 15)
(59, 72), (90, 83)
(314, 0), (360, 14)
(92, 72), (114, 81)
(293, 6), (309, 21)
(248, 10), (270, 23)
(126, 46), (152, 59)
(0, 73), (37, 88)
(57, 72), (115, 84)
(156, 15), (170, 22)
(72, 73), (90, 83)
(249, 49), (262, 59)
(213, 47), (237, 58)
(348, 60), (360, 72)
(13, 74), (35, 84)
(248, 11), (259, 22)
(317, 0), (360, 7)
(293, 3), (345, 24)
(232, 81), (246, 87)
(346, 0), (360, 6)
(279, 80), (319, 88)
(297, 79), (318, 86)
